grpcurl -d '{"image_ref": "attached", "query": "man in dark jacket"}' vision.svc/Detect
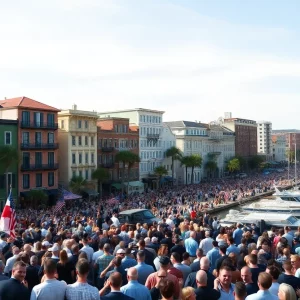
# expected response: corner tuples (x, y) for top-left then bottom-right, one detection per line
(195, 270), (220, 300)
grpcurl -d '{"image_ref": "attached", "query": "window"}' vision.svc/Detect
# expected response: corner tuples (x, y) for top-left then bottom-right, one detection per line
(72, 136), (76, 146)
(79, 170), (82, 178)
(114, 139), (118, 148)
(35, 152), (42, 167)
(23, 174), (30, 189)
(22, 152), (30, 168)
(91, 137), (94, 146)
(35, 132), (42, 145)
(72, 171), (76, 178)
(61, 120), (64, 129)
(91, 153), (94, 163)
(22, 132), (29, 145)
(85, 136), (88, 146)
(85, 169), (89, 180)
(78, 136), (82, 146)
(48, 132), (54, 144)
(115, 125), (118, 132)
(79, 153), (82, 164)
(99, 139), (102, 148)
(78, 120), (82, 129)
(72, 153), (76, 164)
(22, 111), (30, 125)
(48, 152), (54, 165)
(4, 131), (11, 145)
(85, 153), (89, 164)
(36, 173), (42, 187)
(48, 172), (54, 187)
(34, 112), (44, 127)
(85, 120), (88, 128)
(47, 113), (54, 126)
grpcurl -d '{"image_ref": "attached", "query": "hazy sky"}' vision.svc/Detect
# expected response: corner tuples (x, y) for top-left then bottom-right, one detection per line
(1, 0), (300, 129)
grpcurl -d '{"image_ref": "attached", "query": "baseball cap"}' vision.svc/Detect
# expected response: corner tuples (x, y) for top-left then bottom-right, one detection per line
(151, 237), (158, 243)
(116, 249), (126, 254)
(42, 241), (52, 247)
(48, 243), (59, 252)
(159, 256), (170, 265)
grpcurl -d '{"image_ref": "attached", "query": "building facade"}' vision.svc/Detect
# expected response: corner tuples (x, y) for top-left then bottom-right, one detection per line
(164, 121), (235, 184)
(0, 119), (18, 207)
(272, 135), (286, 162)
(97, 118), (139, 191)
(98, 108), (165, 181)
(257, 121), (272, 160)
(58, 105), (98, 190)
(161, 123), (176, 177)
(222, 116), (257, 158)
(0, 97), (60, 203)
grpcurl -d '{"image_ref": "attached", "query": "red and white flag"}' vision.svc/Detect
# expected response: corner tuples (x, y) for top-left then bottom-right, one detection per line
(0, 189), (16, 238)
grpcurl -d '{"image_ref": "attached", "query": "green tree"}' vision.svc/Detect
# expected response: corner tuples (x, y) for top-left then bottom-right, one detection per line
(0, 145), (19, 197)
(69, 175), (87, 194)
(165, 146), (182, 185)
(227, 158), (240, 174)
(189, 154), (202, 184)
(26, 189), (48, 208)
(248, 155), (265, 170)
(115, 151), (140, 194)
(205, 160), (218, 178)
(154, 166), (168, 188)
(92, 168), (110, 199)
(180, 156), (192, 185)
(235, 155), (247, 170)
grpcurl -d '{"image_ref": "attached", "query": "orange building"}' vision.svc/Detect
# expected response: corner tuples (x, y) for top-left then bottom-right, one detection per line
(0, 97), (60, 204)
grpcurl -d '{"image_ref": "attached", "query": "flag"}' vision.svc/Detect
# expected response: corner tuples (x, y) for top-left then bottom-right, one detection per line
(53, 185), (65, 213)
(0, 189), (16, 238)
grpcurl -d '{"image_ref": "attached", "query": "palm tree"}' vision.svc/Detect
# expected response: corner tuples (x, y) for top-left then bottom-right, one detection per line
(205, 160), (218, 179)
(154, 166), (168, 188)
(189, 154), (202, 184)
(165, 146), (182, 185)
(26, 189), (48, 208)
(0, 145), (19, 197)
(69, 175), (87, 194)
(180, 156), (192, 185)
(227, 158), (240, 175)
(115, 151), (140, 194)
(92, 168), (110, 199)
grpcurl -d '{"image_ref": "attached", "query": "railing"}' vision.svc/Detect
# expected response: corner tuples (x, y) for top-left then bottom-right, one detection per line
(21, 163), (59, 171)
(20, 143), (59, 150)
(147, 134), (160, 139)
(20, 121), (58, 130)
(101, 147), (114, 152)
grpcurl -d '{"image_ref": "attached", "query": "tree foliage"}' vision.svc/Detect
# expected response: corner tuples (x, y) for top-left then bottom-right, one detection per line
(69, 175), (87, 194)
(165, 146), (182, 185)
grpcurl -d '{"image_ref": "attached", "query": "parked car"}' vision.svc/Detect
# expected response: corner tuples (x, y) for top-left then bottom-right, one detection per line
(118, 209), (161, 226)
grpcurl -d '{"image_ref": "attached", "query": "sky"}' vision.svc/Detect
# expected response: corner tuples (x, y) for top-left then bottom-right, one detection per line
(1, 0), (300, 129)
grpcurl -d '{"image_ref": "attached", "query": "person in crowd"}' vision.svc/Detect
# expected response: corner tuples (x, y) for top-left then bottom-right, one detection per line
(278, 261), (300, 292)
(278, 283), (297, 300)
(134, 250), (155, 285)
(195, 269), (220, 300)
(214, 265), (235, 300)
(56, 249), (75, 284)
(266, 265), (281, 296)
(182, 286), (196, 300)
(241, 266), (259, 295)
(170, 252), (191, 282)
(234, 281), (247, 300)
(199, 231), (214, 255)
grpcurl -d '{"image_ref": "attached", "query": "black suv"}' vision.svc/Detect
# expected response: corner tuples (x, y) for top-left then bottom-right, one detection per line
(118, 209), (161, 226)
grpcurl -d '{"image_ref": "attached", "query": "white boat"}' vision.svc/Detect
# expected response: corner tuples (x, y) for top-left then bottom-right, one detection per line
(220, 209), (300, 229)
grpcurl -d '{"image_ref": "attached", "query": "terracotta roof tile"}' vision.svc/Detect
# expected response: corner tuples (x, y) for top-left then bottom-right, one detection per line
(0, 96), (60, 112)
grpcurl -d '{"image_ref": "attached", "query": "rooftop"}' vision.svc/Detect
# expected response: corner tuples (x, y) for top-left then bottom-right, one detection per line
(99, 108), (165, 114)
(164, 120), (207, 128)
(0, 97), (60, 112)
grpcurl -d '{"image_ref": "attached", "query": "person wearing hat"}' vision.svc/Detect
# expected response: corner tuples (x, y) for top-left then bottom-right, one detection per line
(48, 243), (60, 263)
(145, 256), (180, 299)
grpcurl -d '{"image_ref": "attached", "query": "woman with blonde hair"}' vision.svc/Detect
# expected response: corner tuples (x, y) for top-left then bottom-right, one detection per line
(278, 283), (296, 300)
(181, 286), (196, 300)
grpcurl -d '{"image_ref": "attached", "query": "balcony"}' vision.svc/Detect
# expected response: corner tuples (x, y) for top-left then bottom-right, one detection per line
(101, 147), (114, 152)
(101, 162), (114, 168)
(21, 163), (59, 171)
(21, 121), (58, 130)
(20, 143), (59, 150)
(147, 133), (160, 139)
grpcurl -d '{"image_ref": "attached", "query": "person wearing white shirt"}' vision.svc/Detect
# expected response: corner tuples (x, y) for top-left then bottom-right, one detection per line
(80, 238), (94, 263)
(199, 231), (214, 255)
(266, 265), (281, 296)
(92, 243), (104, 264)
(4, 247), (20, 274)
(31, 258), (67, 300)
(111, 213), (120, 228)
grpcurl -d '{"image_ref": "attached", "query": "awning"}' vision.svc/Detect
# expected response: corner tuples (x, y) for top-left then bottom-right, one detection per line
(63, 189), (81, 200)
(111, 183), (122, 190)
(82, 189), (99, 197)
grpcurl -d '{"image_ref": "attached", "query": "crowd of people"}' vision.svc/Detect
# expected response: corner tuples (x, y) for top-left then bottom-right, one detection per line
(0, 169), (300, 299)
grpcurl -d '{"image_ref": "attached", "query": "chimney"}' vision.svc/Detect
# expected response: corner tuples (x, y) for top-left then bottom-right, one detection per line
(72, 104), (77, 110)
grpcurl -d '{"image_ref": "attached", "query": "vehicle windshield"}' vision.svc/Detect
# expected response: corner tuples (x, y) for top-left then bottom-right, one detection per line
(143, 210), (155, 218)
(287, 216), (298, 224)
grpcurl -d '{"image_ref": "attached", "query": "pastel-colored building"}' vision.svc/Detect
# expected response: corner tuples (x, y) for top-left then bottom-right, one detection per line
(58, 105), (98, 191)
(0, 97), (60, 204)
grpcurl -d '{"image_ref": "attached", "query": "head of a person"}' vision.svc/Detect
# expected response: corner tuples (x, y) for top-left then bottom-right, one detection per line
(266, 265), (281, 282)
(76, 258), (90, 278)
(103, 243), (111, 253)
(159, 279), (175, 299)
(127, 267), (138, 282)
(17, 253), (30, 265)
(291, 255), (300, 270)
(248, 254), (258, 266)
(159, 256), (170, 270)
(196, 270), (207, 287)
(182, 286), (196, 300)
(228, 237), (235, 245)
(30, 255), (38, 266)
(158, 245), (169, 256)
(109, 272), (123, 290)
(116, 248), (126, 258)
(283, 261), (293, 273)
(12, 261), (27, 282)
(59, 250), (69, 265)
(241, 266), (253, 284)
(136, 250), (145, 262)
(219, 245), (227, 256)
(170, 252), (180, 265)
(278, 283), (297, 300)
(182, 252), (190, 262)
(44, 257), (57, 277)
(257, 272), (272, 290)
(234, 281), (247, 300)
(78, 251), (88, 260)
(200, 256), (210, 271)
(219, 266), (232, 288)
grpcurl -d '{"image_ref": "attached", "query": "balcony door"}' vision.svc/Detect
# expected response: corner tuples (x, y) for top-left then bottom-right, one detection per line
(34, 112), (44, 127)
(22, 111), (30, 125)
(47, 113), (54, 126)
(48, 132), (54, 145)
(22, 152), (30, 168)
(48, 152), (54, 166)
(35, 152), (42, 168)
(35, 132), (42, 146)
(22, 132), (29, 145)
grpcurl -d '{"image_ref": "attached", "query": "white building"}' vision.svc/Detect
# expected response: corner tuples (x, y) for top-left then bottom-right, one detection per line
(272, 135), (286, 162)
(58, 105), (98, 189)
(257, 121), (272, 160)
(164, 121), (235, 184)
(98, 108), (165, 180)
